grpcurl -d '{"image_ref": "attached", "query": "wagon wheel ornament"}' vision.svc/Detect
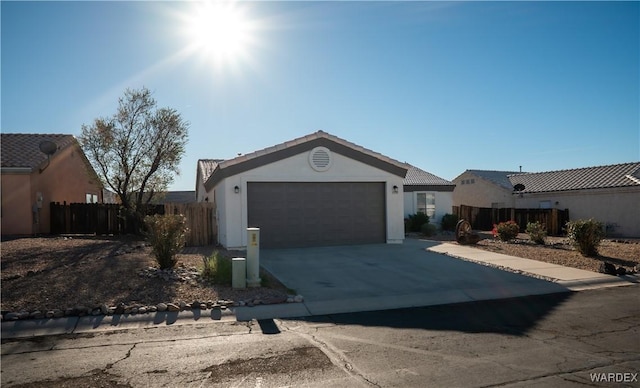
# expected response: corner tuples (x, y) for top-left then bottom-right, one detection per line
(456, 219), (480, 245)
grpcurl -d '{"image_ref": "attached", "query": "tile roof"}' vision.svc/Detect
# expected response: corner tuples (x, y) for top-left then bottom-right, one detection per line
(403, 165), (454, 186)
(197, 159), (223, 184)
(153, 191), (196, 204)
(1, 133), (77, 169)
(464, 170), (523, 190)
(508, 162), (640, 193)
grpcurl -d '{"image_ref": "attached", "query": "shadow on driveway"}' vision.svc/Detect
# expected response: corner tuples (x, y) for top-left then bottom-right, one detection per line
(293, 292), (574, 336)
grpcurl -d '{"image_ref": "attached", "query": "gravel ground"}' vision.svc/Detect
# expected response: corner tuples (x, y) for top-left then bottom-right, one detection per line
(474, 233), (640, 273)
(1, 234), (638, 314)
(0, 236), (289, 314)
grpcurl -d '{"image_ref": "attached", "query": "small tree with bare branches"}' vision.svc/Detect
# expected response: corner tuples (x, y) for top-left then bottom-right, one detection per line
(80, 87), (189, 233)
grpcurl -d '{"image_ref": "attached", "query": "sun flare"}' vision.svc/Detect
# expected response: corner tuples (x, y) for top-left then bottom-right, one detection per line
(183, 2), (255, 67)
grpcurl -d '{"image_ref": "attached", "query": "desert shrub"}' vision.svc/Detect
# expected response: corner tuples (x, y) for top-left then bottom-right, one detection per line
(492, 220), (520, 242)
(566, 218), (604, 257)
(144, 214), (188, 269)
(421, 222), (437, 237)
(201, 251), (232, 285)
(526, 221), (547, 245)
(441, 213), (459, 232)
(405, 213), (430, 233)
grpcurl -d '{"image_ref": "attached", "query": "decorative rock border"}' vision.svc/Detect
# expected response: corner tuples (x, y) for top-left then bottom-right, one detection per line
(1, 294), (305, 322)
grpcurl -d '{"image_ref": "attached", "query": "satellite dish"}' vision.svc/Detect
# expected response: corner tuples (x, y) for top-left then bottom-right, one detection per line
(39, 140), (58, 156)
(513, 183), (525, 192)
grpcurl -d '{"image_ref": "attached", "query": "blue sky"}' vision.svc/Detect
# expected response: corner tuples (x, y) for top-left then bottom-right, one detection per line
(2, 1), (638, 191)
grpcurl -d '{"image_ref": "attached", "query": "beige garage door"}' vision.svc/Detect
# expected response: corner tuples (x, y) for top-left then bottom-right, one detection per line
(247, 182), (386, 248)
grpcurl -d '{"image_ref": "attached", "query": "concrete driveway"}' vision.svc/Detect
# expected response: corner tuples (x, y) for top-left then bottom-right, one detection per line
(256, 239), (569, 317)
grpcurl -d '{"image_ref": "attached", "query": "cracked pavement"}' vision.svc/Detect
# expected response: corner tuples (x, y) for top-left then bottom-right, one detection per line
(2, 285), (639, 387)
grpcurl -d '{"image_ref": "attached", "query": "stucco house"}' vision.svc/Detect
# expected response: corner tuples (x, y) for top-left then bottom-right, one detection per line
(453, 163), (640, 237)
(452, 169), (523, 209)
(195, 131), (453, 249)
(403, 165), (455, 225)
(1, 133), (104, 235)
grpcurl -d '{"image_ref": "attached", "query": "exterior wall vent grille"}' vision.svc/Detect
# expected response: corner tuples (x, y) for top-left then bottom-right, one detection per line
(309, 147), (332, 172)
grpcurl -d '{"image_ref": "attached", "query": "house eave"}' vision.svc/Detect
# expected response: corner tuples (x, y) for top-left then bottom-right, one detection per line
(403, 184), (455, 192)
(1, 167), (32, 174)
(203, 137), (409, 192)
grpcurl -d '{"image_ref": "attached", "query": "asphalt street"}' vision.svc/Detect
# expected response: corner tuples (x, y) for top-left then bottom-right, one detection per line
(2, 285), (639, 387)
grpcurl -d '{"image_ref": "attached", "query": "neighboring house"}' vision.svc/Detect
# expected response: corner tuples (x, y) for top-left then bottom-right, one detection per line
(453, 163), (640, 237)
(509, 163), (640, 237)
(196, 130), (410, 249)
(452, 169), (523, 209)
(403, 165), (455, 225)
(150, 191), (196, 204)
(1, 133), (104, 235)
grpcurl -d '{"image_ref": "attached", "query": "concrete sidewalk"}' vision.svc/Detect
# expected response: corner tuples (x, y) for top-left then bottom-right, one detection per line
(427, 242), (637, 291)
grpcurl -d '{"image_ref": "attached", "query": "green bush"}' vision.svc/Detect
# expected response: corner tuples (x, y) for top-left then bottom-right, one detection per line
(492, 220), (520, 242)
(405, 213), (430, 233)
(441, 213), (459, 232)
(566, 219), (604, 257)
(201, 251), (232, 285)
(421, 222), (437, 237)
(144, 214), (188, 269)
(526, 221), (547, 245)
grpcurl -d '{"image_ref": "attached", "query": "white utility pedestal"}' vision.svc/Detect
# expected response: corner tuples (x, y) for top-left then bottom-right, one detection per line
(246, 227), (261, 287)
(232, 258), (246, 289)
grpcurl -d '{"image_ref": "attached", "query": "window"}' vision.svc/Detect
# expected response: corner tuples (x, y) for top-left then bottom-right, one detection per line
(539, 200), (552, 209)
(417, 192), (436, 218)
(86, 193), (98, 203)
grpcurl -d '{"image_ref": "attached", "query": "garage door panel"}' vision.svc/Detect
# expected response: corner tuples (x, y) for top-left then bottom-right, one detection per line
(248, 182), (385, 248)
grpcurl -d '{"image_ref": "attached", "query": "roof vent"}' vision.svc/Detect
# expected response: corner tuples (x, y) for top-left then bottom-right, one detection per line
(309, 146), (332, 172)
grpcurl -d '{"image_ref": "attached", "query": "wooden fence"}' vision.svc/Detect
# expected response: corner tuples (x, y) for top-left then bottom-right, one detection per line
(50, 202), (217, 246)
(452, 205), (569, 236)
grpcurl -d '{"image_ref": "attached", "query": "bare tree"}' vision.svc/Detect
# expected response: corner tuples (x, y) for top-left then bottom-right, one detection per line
(80, 87), (189, 231)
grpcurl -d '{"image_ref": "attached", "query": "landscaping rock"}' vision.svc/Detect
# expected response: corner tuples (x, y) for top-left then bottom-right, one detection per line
(294, 295), (304, 303)
(100, 304), (109, 315)
(29, 311), (44, 319)
(156, 303), (167, 312)
(114, 304), (125, 315)
(599, 263), (617, 276)
(616, 266), (627, 276)
(5, 312), (19, 320)
(166, 303), (180, 312)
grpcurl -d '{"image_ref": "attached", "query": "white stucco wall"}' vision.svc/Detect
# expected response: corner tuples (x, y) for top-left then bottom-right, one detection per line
(515, 187), (640, 237)
(403, 191), (454, 226)
(207, 151), (406, 249)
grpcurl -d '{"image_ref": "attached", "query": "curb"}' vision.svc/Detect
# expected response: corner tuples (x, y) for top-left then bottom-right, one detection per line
(1, 309), (238, 340)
